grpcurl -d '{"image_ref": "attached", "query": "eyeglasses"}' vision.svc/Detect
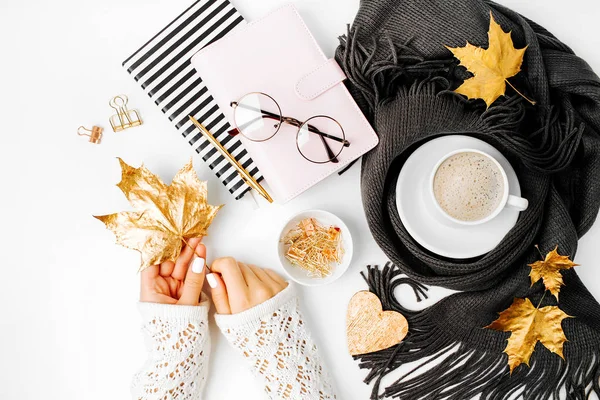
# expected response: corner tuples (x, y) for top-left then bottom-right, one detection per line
(228, 92), (350, 164)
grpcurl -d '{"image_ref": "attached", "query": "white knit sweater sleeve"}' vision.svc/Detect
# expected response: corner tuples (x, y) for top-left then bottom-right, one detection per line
(215, 283), (337, 400)
(131, 295), (210, 400)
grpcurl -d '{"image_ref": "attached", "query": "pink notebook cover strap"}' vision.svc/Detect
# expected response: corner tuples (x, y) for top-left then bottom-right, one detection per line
(295, 58), (347, 100)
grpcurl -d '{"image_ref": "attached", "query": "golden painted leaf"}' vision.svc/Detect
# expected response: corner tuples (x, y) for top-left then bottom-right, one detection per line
(95, 158), (223, 271)
(528, 246), (578, 300)
(446, 12), (527, 107)
(486, 298), (571, 373)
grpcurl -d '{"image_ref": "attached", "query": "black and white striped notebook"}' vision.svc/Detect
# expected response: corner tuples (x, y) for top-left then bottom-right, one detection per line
(123, 0), (262, 200)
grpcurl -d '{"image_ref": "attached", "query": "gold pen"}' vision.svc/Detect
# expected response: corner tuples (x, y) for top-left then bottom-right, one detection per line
(188, 116), (274, 203)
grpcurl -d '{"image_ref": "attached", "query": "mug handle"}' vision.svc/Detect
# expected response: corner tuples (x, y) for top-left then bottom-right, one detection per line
(506, 195), (529, 211)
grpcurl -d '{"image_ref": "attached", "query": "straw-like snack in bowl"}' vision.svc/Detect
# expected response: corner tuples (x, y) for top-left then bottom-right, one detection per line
(282, 217), (344, 278)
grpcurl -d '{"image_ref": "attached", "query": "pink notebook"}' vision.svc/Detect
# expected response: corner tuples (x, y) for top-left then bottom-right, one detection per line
(191, 4), (378, 203)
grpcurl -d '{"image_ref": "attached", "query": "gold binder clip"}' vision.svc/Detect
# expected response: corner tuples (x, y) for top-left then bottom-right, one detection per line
(109, 95), (143, 132)
(78, 125), (103, 144)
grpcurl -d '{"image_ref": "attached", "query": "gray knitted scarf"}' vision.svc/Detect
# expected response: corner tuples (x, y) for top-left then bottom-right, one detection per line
(335, 0), (600, 399)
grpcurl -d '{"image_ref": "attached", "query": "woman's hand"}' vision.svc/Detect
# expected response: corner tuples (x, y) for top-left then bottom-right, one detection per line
(140, 238), (207, 306)
(207, 257), (288, 314)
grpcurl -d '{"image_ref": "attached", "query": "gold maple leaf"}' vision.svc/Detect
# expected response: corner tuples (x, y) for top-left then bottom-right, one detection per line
(486, 298), (571, 373)
(446, 12), (531, 107)
(528, 246), (578, 301)
(95, 158), (223, 271)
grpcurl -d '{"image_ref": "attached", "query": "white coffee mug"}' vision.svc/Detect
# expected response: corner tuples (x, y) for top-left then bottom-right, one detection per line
(430, 148), (528, 226)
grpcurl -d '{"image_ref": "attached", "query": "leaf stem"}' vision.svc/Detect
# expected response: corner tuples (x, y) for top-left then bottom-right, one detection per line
(180, 236), (207, 267)
(534, 245), (544, 260)
(181, 237), (200, 253)
(536, 291), (547, 309)
(506, 79), (536, 105)
(153, 219), (202, 263)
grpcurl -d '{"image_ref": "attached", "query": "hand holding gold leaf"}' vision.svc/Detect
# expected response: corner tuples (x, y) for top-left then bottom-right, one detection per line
(95, 158), (223, 271)
(486, 297), (571, 374)
(446, 12), (535, 107)
(529, 246), (578, 300)
(140, 238), (207, 305)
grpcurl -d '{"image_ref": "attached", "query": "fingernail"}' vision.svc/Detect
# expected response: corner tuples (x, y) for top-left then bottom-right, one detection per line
(206, 273), (217, 288)
(192, 257), (205, 274)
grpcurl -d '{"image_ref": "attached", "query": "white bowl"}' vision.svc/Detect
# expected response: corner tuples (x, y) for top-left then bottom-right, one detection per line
(277, 209), (353, 286)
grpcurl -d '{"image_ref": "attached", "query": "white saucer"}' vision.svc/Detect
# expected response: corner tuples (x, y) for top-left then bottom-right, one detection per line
(395, 135), (521, 259)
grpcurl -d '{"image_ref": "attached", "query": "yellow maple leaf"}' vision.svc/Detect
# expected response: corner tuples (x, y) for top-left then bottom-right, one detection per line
(446, 12), (530, 107)
(95, 158), (223, 271)
(486, 298), (571, 374)
(528, 246), (578, 301)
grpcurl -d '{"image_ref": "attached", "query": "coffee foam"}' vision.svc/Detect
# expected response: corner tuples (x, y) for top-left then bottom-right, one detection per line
(433, 152), (504, 221)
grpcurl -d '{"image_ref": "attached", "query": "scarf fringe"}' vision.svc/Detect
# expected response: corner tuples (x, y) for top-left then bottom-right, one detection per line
(336, 28), (584, 174)
(357, 264), (600, 400)
(483, 102), (585, 174)
(337, 26), (453, 118)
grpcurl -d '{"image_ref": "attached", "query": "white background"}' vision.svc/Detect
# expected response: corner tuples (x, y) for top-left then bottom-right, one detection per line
(1, 0), (599, 399)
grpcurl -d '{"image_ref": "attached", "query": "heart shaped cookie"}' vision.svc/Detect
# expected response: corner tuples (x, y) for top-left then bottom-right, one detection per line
(346, 291), (409, 356)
